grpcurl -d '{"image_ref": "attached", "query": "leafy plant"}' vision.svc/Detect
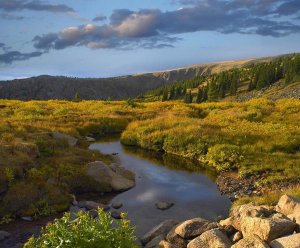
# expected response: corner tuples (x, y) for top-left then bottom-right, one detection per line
(24, 209), (139, 248)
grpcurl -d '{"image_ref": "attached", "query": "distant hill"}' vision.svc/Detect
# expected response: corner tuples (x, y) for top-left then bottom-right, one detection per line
(0, 54), (292, 100)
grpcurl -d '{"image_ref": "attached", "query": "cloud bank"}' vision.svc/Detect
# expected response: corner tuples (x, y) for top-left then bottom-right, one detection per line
(0, 0), (74, 13)
(1, 0), (300, 64)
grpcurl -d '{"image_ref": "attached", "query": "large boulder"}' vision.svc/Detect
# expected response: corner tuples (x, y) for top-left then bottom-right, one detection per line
(232, 235), (270, 248)
(241, 213), (297, 242)
(276, 194), (300, 225)
(86, 161), (135, 192)
(175, 217), (219, 239)
(141, 219), (179, 245)
(228, 203), (275, 231)
(51, 132), (78, 147)
(187, 228), (232, 248)
(270, 233), (300, 248)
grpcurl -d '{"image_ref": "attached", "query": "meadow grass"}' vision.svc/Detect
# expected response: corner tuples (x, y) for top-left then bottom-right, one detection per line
(0, 98), (299, 218)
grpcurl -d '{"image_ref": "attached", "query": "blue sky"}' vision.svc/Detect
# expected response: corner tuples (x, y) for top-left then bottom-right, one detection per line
(0, 0), (300, 80)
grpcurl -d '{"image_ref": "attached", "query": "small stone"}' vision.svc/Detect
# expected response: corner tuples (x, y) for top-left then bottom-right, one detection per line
(86, 136), (96, 142)
(155, 202), (174, 210)
(111, 202), (123, 209)
(21, 216), (33, 222)
(111, 211), (122, 219)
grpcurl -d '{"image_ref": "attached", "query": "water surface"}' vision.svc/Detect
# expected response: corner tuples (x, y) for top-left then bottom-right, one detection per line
(90, 139), (231, 236)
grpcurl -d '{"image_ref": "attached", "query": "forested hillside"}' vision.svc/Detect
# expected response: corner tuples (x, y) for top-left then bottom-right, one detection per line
(142, 53), (300, 102)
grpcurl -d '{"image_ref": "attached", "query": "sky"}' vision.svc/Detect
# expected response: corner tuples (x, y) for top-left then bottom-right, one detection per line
(0, 0), (300, 80)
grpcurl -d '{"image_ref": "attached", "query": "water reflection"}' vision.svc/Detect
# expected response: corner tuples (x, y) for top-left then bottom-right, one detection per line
(89, 139), (231, 236)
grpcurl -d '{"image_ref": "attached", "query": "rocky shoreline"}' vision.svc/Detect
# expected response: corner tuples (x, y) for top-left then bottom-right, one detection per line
(141, 194), (300, 248)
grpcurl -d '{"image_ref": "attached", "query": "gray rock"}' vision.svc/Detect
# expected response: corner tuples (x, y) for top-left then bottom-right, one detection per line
(141, 219), (179, 245)
(111, 202), (123, 209)
(276, 194), (300, 225)
(175, 217), (218, 239)
(241, 213), (297, 242)
(0, 231), (10, 241)
(187, 228), (232, 248)
(270, 233), (300, 248)
(51, 131), (78, 146)
(155, 202), (174, 210)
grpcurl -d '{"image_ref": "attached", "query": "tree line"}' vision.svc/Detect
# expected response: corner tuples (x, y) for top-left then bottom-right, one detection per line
(145, 54), (300, 103)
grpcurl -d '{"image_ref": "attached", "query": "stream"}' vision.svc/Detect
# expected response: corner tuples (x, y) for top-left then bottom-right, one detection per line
(89, 138), (231, 237)
(0, 138), (231, 247)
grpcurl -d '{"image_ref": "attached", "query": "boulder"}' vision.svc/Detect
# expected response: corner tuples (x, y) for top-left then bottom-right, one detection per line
(241, 213), (297, 242)
(159, 240), (174, 248)
(155, 202), (174, 210)
(276, 194), (300, 225)
(115, 167), (136, 181)
(141, 219), (179, 245)
(229, 203), (275, 230)
(270, 233), (300, 248)
(166, 226), (187, 248)
(77, 200), (109, 211)
(232, 235), (270, 248)
(0, 231), (10, 241)
(175, 217), (218, 239)
(145, 235), (165, 248)
(187, 228), (232, 248)
(51, 132), (78, 146)
(86, 161), (135, 192)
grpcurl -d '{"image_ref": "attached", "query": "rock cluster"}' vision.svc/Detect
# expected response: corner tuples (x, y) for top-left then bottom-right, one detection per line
(141, 194), (300, 248)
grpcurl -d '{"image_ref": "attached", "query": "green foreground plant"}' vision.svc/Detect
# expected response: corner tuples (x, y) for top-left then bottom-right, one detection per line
(24, 209), (139, 248)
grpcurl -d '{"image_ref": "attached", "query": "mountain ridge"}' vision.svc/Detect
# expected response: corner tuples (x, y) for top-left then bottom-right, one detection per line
(0, 54), (293, 100)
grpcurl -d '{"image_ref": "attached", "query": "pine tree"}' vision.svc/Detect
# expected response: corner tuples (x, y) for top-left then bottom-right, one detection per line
(208, 82), (218, 101)
(184, 90), (193, 103)
(196, 88), (203, 103)
(169, 87), (175, 100)
(162, 89), (168, 102)
(73, 92), (81, 102)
